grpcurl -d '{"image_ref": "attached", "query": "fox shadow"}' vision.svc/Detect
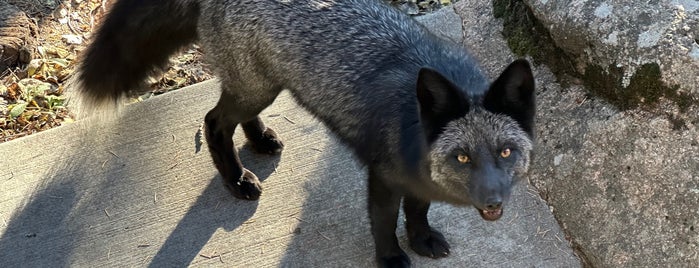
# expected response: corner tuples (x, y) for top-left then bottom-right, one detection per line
(275, 139), (377, 267)
(0, 84), (279, 266)
(0, 163), (80, 266)
(149, 144), (279, 267)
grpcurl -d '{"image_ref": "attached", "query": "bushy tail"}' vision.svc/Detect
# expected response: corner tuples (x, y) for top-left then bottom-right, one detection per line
(70, 0), (200, 114)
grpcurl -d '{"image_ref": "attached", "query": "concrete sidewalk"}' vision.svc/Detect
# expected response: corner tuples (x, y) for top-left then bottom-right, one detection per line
(0, 7), (581, 268)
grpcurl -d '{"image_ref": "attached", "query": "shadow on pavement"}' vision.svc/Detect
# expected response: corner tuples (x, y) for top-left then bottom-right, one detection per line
(0, 167), (80, 266)
(277, 138), (376, 267)
(149, 145), (280, 266)
(147, 175), (255, 267)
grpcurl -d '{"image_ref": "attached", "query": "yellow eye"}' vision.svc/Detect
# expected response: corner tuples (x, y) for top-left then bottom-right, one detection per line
(457, 154), (470, 163)
(501, 148), (512, 158)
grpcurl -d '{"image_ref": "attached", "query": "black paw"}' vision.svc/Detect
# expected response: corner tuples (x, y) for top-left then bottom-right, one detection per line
(378, 252), (411, 268)
(249, 128), (284, 155)
(224, 169), (262, 200)
(409, 228), (450, 258)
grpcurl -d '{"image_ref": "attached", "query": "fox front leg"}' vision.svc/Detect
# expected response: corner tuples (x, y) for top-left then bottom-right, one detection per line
(403, 196), (450, 258)
(368, 168), (411, 268)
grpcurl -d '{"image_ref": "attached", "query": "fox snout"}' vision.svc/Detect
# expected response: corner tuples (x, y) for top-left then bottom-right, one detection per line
(484, 196), (503, 211)
(470, 165), (512, 221)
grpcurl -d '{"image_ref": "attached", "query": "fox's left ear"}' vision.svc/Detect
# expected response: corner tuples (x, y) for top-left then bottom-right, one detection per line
(484, 59), (536, 136)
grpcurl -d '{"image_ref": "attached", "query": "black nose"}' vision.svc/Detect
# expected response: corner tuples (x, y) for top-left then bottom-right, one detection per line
(485, 197), (502, 210)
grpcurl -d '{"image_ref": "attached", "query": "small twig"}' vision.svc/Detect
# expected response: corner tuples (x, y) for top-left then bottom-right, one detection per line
(554, 234), (563, 243)
(283, 116), (296, 124)
(311, 148), (323, 152)
(507, 212), (519, 225)
(101, 159), (109, 168)
(317, 231), (331, 241)
(108, 150), (119, 158)
(20, 124), (31, 132)
(104, 209), (110, 219)
(67, 20), (81, 35)
(65, 6), (81, 35)
(6, 67), (19, 81)
(140, 255), (151, 265)
(48, 195), (63, 199)
(154, 193), (158, 204)
(6, 171), (14, 180)
(525, 190), (538, 198)
(168, 162), (181, 170)
(172, 134), (176, 142)
(89, 5), (100, 31)
(577, 96), (588, 106)
(137, 244), (150, 248)
(199, 253), (220, 259)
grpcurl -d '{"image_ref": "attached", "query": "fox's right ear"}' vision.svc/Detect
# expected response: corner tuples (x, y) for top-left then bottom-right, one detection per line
(416, 68), (468, 141)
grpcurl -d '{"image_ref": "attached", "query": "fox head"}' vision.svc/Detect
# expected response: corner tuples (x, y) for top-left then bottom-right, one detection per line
(417, 59), (535, 221)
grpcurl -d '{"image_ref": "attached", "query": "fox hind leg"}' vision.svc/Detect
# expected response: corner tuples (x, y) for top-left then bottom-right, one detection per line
(242, 116), (284, 155)
(205, 82), (282, 200)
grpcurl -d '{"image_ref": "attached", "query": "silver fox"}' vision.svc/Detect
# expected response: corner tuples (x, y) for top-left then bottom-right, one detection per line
(74, 0), (536, 267)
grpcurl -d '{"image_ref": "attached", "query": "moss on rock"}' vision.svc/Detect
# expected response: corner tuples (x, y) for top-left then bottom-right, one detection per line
(492, 0), (695, 112)
(582, 63), (692, 111)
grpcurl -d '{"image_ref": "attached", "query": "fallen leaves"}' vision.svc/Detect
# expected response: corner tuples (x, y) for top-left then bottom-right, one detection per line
(0, 0), (213, 143)
(1, 57), (72, 141)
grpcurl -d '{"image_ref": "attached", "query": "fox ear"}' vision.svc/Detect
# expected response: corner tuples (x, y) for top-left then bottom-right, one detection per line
(416, 68), (468, 141)
(484, 59), (536, 136)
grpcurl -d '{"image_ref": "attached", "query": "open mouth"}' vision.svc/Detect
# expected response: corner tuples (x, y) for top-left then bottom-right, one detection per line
(477, 208), (503, 221)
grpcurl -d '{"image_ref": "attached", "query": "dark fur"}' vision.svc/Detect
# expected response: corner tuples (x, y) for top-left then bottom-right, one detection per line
(76, 0), (200, 107)
(74, 1), (536, 267)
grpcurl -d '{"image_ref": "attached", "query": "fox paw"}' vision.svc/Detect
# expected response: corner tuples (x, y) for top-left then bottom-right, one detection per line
(378, 252), (411, 268)
(250, 128), (284, 155)
(224, 169), (262, 200)
(409, 228), (450, 258)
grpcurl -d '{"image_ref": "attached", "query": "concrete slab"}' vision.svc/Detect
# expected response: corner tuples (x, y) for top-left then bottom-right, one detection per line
(0, 7), (581, 268)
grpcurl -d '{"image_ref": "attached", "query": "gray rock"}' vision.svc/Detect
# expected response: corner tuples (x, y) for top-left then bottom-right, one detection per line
(523, 0), (699, 100)
(529, 102), (699, 267)
(414, 4), (464, 43)
(453, 0), (699, 267)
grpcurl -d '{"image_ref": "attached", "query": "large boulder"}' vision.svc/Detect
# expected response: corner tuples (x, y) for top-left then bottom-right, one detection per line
(453, 0), (699, 267)
(523, 0), (699, 109)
